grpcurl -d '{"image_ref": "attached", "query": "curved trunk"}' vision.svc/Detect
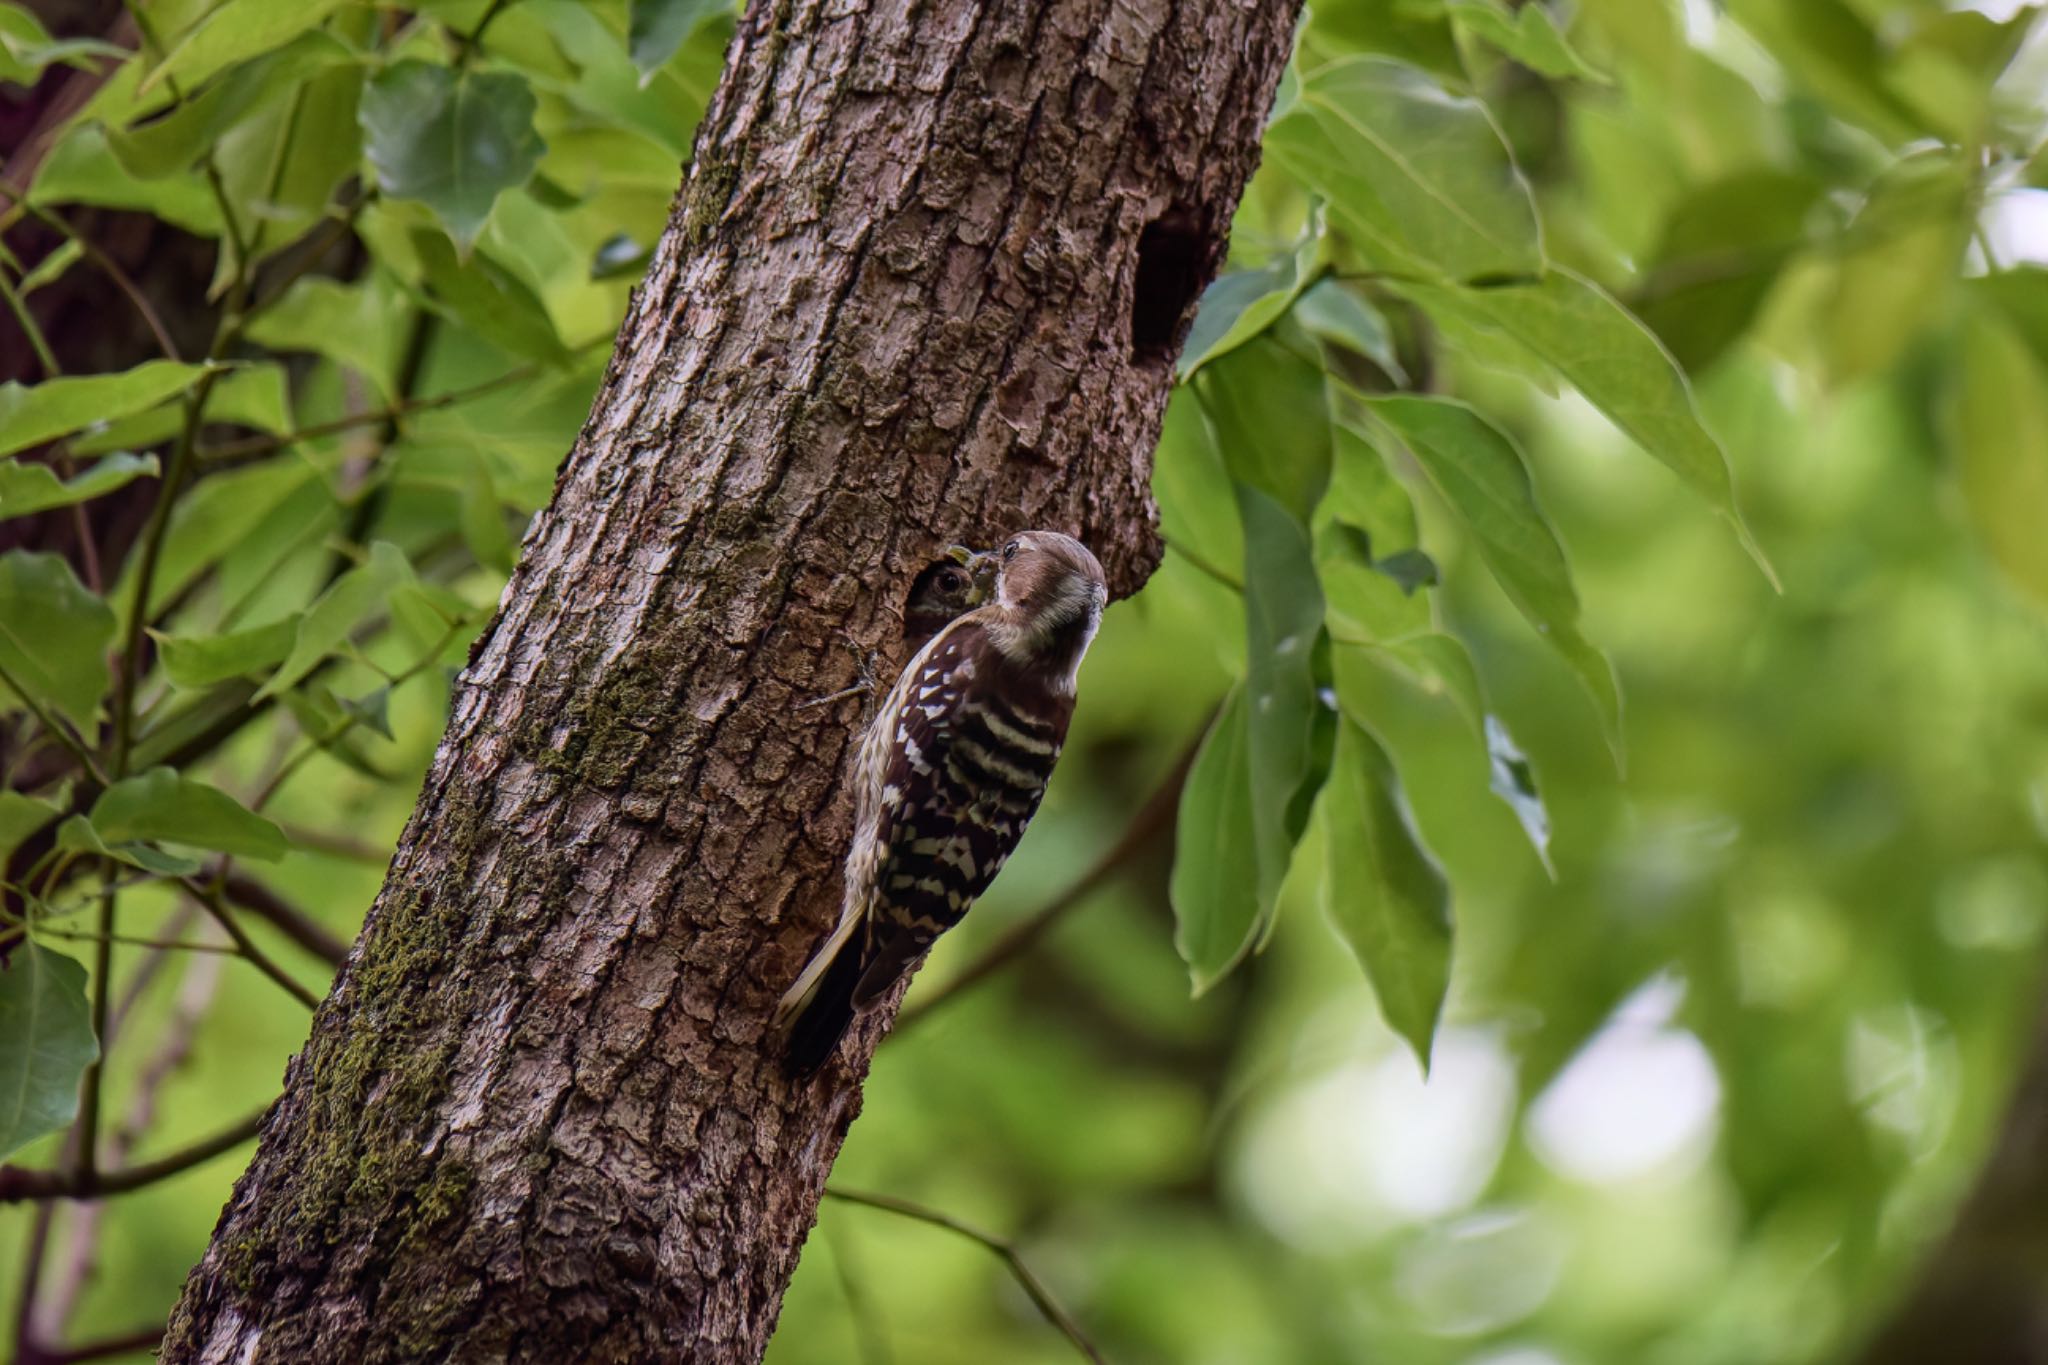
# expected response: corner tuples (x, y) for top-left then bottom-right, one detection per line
(162, 0), (1298, 1358)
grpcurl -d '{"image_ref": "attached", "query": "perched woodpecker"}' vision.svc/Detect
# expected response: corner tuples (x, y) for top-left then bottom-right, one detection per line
(775, 530), (1109, 1074)
(902, 545), (997, 655)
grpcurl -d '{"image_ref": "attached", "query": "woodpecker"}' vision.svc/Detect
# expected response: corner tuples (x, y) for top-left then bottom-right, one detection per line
(775, 530), (1109, 1074)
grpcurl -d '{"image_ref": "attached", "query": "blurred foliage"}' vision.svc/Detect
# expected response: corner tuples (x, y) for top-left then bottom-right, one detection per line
(1, 0), (2046, 1361)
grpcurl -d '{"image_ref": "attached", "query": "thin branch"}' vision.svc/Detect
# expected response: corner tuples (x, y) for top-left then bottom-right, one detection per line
(215, 868), (348, 967)
(198, 361), (548, 463)
(824, 1188), (1108, 1365)
(70, 883), (115, 1187)
(21, 1324), (166, 1364)
(898, 735), (1198, 1030)
(178, 880), (320, 1009)
(0, 195), (183, 362)
(821, 1219), (894, 1365)
(0, 1106), (268, 1203)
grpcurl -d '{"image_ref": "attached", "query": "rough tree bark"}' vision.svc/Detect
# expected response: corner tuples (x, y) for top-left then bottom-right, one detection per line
(161, 0), (1298, 1359)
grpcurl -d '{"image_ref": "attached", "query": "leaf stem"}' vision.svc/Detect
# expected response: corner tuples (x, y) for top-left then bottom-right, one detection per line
(0, 265), (60, 377)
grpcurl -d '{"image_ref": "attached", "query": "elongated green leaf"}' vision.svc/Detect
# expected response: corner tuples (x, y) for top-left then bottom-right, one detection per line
(0, 942), (98, 1161)
(1366, 395), (1621, 757)
(111, 33), (353, 179)
(1948, 307), (2048, 610)
(1153, 392), (1243, 585)
(0, 552), (115, 731)
(125, 458), (325, 624)
(257, 542), (415, 700)
(0, 362), (212, 458)
(1179, 208), (1324, 380)
(55, 813), (204, 876)
(1722, 0), (1923, 143)
(410, 229), (569, 364)
(29, 126), (225, 237)
(629, 0), (727, 78)
(1449, 0), (1609, 82)
(1238, 484), (1328, 913)
(140, 0), (346, 96)
(0, 453), (157, 518)
(1295, 279), (1407, 384)
(1266, 56), (1542, 283)
(89, 767), (288, 861)
(1321, 716), (1451, 1068)
(361, 62), (546, 250)
(154, 617), (300, 690)
(245, 273), (406, 400)
(1403, 270), (1774, 583)
(1320, 426), (1432, 643)
(1195, 327), (1333, 524)
(1484, 713), (1554, 877)
(0, 790), (61, 867)
(0, 4), (123, 85)
(19, 240), (83, 297)
(1171, 688), (1261, 992)
(1822, 154), (1970, 388)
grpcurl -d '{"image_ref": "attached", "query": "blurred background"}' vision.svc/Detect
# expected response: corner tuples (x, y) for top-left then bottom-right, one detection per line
(5, 0), (2048, 1361)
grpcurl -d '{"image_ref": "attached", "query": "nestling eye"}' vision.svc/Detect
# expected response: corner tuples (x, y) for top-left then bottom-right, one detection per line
(937, 568), (964, 592)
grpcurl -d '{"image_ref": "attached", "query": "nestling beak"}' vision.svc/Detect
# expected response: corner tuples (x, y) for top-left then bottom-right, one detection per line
(944, 545), (1001, 603)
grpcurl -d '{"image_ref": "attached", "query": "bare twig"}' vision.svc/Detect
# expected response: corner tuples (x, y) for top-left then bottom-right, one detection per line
(898, 735), (1198, 1030)
(178, 880), (320, 1009)
(215, 868), (348, 966)
(824, 1188), (1107, 1365)
(0, 196), (183, 362)
(0, 1107), (268, 1203)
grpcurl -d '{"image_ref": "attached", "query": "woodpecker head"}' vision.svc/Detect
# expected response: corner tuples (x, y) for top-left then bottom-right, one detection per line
(985, 531), (1107, 690)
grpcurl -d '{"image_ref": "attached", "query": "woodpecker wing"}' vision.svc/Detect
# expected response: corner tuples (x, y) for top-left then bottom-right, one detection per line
(849, 620), (1071, 1009)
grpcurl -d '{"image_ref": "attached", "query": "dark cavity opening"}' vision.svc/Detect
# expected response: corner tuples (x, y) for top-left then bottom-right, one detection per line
(1130, 207), (1208, 362)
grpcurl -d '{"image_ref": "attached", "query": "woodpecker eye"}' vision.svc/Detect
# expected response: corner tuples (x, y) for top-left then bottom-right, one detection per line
(1001, 541), (1019, 564)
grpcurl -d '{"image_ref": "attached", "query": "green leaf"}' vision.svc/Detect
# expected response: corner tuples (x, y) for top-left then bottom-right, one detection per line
(1194, 327), (1333, 524)
(28, 126), (225, 237)
(1295, 278), (1407, 384)
(409, 228), (569, 364)
(1449, 0), (1609, 82)
(0, 552), (115, 732)
(1178, 207), (1324, 380)
(54, 812), (204, 876)
(1171, 688), (1261, 992)
(1722, 0), (1924, 143)
(139, 0), (347, 96)
(1821, 154), (1971, 388)
(0, 453), (158, 518)
(1320, 716), (1451, 1068)
(88, 767), (288, 861)
(1266, 56), (1543, 284)
(629, 0), (727, 79)
(0, 5), (123, 85)
(154, 617), (300, 690)
(0, 942), (98, 1162)
(1154, 392), (1243, 584)
(1320, 426), (1431, 643)
(109, 33), (354, 180)
(245, 274), (406, 400)
(1365, 395), (1621, 758)
(0, 791), (61, 868)
(361, 61), (547, 250)
(1238, 484), (1329, 913)
(19, 240), (84, 297)
(1484, 712), (1553, 876)
(125, 458), (325, 623)
(257, 542), (416, 700)
(1402, 270), (1775, 584)
(0, 361), (213, 458)
(1947, 306), (2048, 610)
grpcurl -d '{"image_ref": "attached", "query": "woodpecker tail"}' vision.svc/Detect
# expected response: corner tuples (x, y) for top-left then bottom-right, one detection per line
(774, 916), (867, 1076)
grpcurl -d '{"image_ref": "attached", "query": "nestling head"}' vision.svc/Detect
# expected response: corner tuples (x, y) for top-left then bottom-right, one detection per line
(986, 531), (1107, 685)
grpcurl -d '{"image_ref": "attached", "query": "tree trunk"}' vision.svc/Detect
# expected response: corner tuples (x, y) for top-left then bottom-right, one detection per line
(161, 0), (1297, 1358)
